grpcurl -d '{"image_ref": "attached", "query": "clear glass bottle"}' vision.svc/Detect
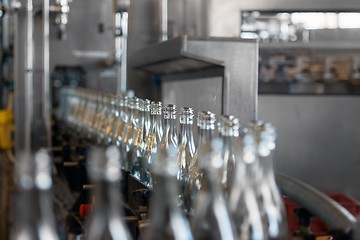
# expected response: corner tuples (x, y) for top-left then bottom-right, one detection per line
(218, 115), (241, 200)
(112, 95), (129, 146)
(85, 146), (132, 240)
(75, 89), (90, 135)
(229, 128), (266, 240)
(252, 121), (288, 240)
(128, 99), (144, 176)
(67, 88), (80, 128)
(103, 95), (121, 145)
(141, 101), (163, 187)
(144, 145), (194, 240)
(191, 140), (236, 240)
(130, 99), (151, 179)
(159, 104), (178, 150)
(73, 89), (88, 132)
(95, 94), (113, 144)
(96, 94), (116, 144)
(13, 150), (59, 240)
(121, 97), (140, 171)
(187, 111), (216, 214)
(87, 94), (105, 141)
(177, 107), (196, 213)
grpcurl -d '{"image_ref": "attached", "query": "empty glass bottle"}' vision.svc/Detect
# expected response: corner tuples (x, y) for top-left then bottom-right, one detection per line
(251, 121), (288, 240)
(191, 140), (236, 240)
(96, 94), (114, 144)
(76, 89), (92, 136)
(159, 104), (178, 150)
(78, 90), (95, 138)
(187, 111), (216, 214)
(13, 150), (59, 240)
(87, 94), (105, 141)
(229, 128), (266, 240)
(141, 101), (163, 187)
(144, 145), (194, 240)
(103, 95), (121, 145)
(218, 115), (241, 200)
(85, 146), (132, 240)
(112, 95), (129, 146)
(177, 107), (196, 213)
(129, 99), (145, 178)
(120, 97), (140, 171)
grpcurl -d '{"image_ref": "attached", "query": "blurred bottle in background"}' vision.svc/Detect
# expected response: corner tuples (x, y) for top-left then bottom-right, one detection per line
(85, 146), (132, 240)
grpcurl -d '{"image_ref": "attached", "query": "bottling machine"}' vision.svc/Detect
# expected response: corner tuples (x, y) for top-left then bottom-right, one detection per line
(0, 0), (359, 239)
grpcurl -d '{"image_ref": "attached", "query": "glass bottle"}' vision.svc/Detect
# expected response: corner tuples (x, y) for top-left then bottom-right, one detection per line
(159, 104), (178, 150)
(87, 94), (105, 142)
(85, 146), (132, 240)
(252, 121), (288, 240)
(218, 115), (241, 200)
(229, 128), (266, 240)
(73, 89), (87, 132)
(97, 94), (116, 144)
(130, 99), (151, 179)
(144, 145), (194, 240)
(57, 87), (69, 121)
(67, 88), (80, 128)
(104, 95), (121, 145)
(141, 101), (163, 187)
(187, 111), (216, 214)
(177, 107), (196, 213)
(120, 97), (140, 171)
(112, 95), (129, 146)
(74, 89), (90, 135)
(13, 150), (59, 240)
(94, 94), (113, 144)
(191, 140), (236, 240)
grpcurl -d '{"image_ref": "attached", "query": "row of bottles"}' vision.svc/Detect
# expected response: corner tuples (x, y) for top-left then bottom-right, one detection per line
(56, 87), (288, 240)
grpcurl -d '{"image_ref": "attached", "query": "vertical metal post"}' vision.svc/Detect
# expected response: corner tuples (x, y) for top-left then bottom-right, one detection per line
(24, 0), (33, 153)
(120, 11), (128, 93)
(160, 0), (168, 41)
(43, 0), (51, 148)
(115, 0), (130, 94)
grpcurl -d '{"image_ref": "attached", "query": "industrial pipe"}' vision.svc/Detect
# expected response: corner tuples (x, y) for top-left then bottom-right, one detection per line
(276, 173), (357, 236)
(24, 0), (33, 153)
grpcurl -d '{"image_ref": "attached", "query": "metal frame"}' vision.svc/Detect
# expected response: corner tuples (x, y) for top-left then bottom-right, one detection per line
(129, 36), (258, 124)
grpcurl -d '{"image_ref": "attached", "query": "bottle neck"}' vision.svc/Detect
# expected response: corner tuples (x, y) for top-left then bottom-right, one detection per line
(259, 153), (275, 180)
(163, 118), (178, 146)
(153, 174), (180, 209)
(221, 135), (232, 150)
(137, 110), (144, 128)
(197, 128), (213, 147)
(131, 108), (140, 125)
(143, 110), (151, 136)
(121, 106), (129, 122)
(94, 180), (123, 216)
(37, 189), (58, 236)
(180, 123), (195, 146)
(152, 114), (163, 139)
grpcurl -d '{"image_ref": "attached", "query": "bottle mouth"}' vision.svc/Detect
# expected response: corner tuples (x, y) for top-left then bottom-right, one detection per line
(118, 95), (128, 107)
(151, 101), (162, 115)
(143, 99), (151, 112)
(163, 104), (177, 119)
(248, 121), (277, 157)
(128, 97), (140, 110)
(179, 107), (194, 124)
(218, 115), (240, 136)
(197, 111), (216, 129)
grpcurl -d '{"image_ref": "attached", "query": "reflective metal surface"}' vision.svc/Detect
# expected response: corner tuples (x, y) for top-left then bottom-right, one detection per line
(129, 36), (258, 125)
